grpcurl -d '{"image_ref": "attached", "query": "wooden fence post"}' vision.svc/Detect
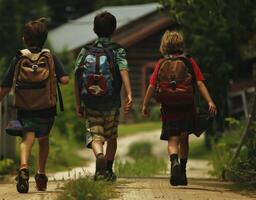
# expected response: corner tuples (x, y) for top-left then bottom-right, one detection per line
(231, 91), (256, 162)
(0, 94), (16, 160)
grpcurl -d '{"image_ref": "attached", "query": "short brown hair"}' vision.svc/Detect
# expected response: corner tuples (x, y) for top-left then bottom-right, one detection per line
(23, 18), (48, 48)
(94, 12), (117, 37)
(160, 30), (184, 55)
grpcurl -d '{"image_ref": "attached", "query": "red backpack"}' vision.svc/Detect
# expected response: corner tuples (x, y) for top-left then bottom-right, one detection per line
(154, 55), (196, 105)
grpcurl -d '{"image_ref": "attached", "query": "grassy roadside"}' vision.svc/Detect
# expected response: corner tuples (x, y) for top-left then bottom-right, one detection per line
(189, 135), (212, 160)
(115, 141), (167, 177)
(56, 176), (117, 200)
(118, 121), (161, 137)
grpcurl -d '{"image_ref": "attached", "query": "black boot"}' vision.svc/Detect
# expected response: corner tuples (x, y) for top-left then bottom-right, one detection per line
(170, 154), (181, 186)
(180, 159), (188, 185)
(94, 153), (106, 181)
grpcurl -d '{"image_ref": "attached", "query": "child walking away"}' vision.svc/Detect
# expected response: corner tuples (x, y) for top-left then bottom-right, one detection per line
(142, 30), (217, 186)
(0, 18), (69, 193)
(74, 12), (132, 181)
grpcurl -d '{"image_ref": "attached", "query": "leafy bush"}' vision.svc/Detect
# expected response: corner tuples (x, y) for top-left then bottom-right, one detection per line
(130, 101), (161, 122)
(115, 142), (167, 177)
(211, 118), (256, 186)
(128, 142), (152, 158)
(57, 176), (116, 200)
(0, 159), (15, 175)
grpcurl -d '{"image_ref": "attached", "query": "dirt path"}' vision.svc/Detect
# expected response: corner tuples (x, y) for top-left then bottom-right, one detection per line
(115, 177), (256, 200)
(0, 130), (255, 200)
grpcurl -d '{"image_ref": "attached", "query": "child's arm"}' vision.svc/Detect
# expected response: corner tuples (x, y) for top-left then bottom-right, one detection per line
(197, 80), (217, 116)
(120, 70), (133, 115)
(0, 87), (11, 102)
(142, 85), (155, 117)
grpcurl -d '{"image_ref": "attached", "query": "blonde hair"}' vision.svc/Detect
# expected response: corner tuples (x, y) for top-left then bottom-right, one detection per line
(160, 30), (184, 55)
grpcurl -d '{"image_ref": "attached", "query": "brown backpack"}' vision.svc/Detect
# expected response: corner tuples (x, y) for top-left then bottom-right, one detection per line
(13, 49), (57, 110)
(154, 55), (195, 105)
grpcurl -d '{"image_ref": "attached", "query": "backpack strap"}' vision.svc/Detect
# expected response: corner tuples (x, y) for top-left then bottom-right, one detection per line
(57, 82), (64, 112)
(101, 42), (122, 78)
(176, 55), (197, 86)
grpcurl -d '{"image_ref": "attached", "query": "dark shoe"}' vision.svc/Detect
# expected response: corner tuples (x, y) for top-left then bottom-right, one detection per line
(105, 170), (117, 182)
(170, 160), (181, 186)
(35, 173), (48, 191)
(16, 168), (29, 193)
(94, 156), (106, 181)
(179, 171), (188, 186)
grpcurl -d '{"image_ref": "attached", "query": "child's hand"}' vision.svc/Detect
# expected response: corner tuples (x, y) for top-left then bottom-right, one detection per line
(208, 101), (217, 117)
(124, 94), (133, 115)
(76, 105), (84, 118)
(142, 105), (150, 117)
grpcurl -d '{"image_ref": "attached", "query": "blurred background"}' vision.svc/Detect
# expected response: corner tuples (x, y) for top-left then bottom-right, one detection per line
(0, 0), (255, 188)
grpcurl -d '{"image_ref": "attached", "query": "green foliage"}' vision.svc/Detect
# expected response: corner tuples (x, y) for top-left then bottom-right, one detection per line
(118, 121), (161, 137)
(0, 159), (15, 175)
(0, 0), (49, 69)
(130, 101), (161, 122)
(115, 142), (167, 177)
(57, 176), (116, 200)
(189, 138), (212, 160)
(210, 118), (256, 186)
(53, 49), (85, 142)
(128, 142), (152, 158)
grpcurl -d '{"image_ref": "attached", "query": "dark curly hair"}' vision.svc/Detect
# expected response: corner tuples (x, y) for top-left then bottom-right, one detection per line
(94, 12), (117, 37)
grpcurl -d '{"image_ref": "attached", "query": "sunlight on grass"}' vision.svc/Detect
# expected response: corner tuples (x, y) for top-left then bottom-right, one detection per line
(189, 136), (212, 160)
(115, 142), (167, 177)
(56, 176), (117, 200)
(118, 121), (161, 137)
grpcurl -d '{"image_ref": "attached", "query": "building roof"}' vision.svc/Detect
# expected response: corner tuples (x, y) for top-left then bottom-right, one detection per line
(48, 3), (160, 52)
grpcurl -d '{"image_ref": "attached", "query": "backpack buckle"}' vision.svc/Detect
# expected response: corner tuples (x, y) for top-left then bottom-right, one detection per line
(170, 80), (176, 90)
(32, 64), (39, 71)
(170, 75), (176, 90)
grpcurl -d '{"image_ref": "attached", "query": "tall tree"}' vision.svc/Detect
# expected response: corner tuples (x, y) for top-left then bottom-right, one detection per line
(0, 0), (48, 75)
(46, 0), (94, 28)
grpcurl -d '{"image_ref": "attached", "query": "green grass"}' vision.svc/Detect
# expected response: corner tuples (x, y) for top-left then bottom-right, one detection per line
(189, 137), (212, 160)
(115, 142), (167, 177)
(118, 121), (161, 137)
(56, 176), (117, 200)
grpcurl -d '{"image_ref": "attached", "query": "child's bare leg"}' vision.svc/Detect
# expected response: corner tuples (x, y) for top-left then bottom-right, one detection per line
(38, 136), (49, 173)
(92, 140), (104, 157)
(168, 136), (179, 155)
(20, 132), (35, 169)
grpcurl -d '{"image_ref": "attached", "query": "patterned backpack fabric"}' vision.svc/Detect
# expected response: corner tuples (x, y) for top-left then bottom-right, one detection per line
(75, 43), (122, 110)
(13, 49), (57, 110)
(154, 55), (196, 105)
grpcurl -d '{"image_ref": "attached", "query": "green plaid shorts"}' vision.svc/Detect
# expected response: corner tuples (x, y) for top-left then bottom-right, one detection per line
(84, 108), (120, 148)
